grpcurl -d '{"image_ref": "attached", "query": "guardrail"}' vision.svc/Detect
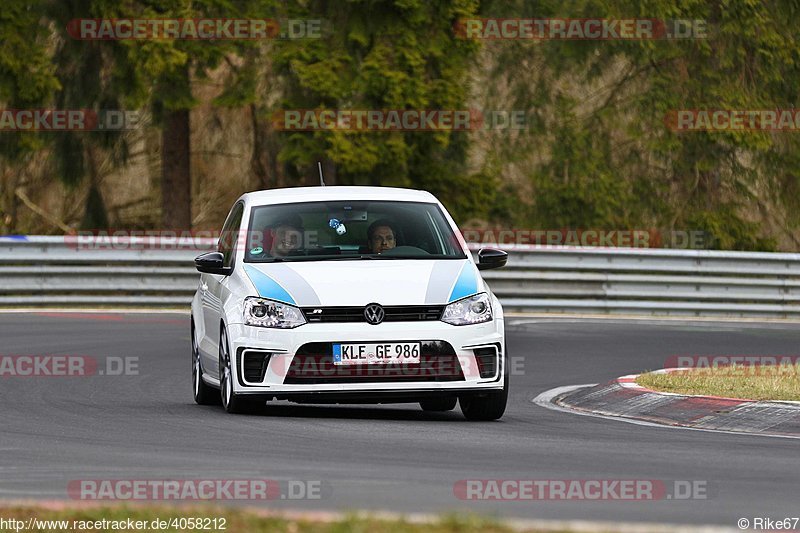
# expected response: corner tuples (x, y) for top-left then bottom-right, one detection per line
(2, 236), (800, 317)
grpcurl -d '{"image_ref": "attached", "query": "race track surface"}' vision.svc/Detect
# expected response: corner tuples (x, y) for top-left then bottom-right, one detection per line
(1, 312), (798, 527)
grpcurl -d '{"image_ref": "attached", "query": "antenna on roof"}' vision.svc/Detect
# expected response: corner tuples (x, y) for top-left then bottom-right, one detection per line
(318, 161), (325, 186)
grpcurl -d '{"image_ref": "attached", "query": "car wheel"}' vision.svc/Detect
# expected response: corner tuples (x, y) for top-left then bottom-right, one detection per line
(192, 320), (219, 405)
(459, 348), (509, 421)
(420, 397), (457, 412)
(219, 325), (261, 414)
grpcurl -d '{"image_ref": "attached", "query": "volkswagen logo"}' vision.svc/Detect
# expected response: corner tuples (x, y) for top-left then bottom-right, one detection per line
(364, 303), (385, 325)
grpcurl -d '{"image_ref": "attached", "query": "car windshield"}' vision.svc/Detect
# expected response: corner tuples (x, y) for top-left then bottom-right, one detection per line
(243, 200), (466, 263)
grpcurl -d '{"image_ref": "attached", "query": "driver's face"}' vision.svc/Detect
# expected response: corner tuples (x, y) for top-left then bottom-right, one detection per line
(270, 225), (302, 256)
(370, 226), (396, 254)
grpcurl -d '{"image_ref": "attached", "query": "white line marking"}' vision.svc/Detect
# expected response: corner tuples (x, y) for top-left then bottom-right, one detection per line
(0, 308), (187, 314)
(505, 312), (800, 324)
(505, 311), (800, 324)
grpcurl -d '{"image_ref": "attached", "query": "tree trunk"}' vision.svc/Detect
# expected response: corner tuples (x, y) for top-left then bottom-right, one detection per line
(0, 166), (17, 233)
(161, 109), (191, 229)
(80, 145), (109, 230)
(250, 104), (283, 189)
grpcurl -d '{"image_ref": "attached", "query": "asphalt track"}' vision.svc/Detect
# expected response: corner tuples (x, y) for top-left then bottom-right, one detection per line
(1, 312), (798, 528)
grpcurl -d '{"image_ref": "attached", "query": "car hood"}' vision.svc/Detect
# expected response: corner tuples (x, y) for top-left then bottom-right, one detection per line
(241, 259), (483, 307)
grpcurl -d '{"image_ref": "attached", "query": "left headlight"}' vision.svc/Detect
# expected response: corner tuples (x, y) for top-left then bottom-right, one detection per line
(441, 293), (493, 326)
(244, 297), (306, 329)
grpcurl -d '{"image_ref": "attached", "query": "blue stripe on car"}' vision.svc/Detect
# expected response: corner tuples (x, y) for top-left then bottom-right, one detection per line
(448, 263), (478, 302)
(243, 265), (296, 305)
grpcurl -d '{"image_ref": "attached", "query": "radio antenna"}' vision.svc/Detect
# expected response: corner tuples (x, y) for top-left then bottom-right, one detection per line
(318, 161), (325, 186)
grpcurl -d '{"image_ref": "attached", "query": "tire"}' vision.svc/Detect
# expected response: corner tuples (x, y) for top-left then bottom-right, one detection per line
(192, 320), (219, 405)
(219, 324), (262, 414)
(420, 397), (457, 412)
(459, 348), (509, 421)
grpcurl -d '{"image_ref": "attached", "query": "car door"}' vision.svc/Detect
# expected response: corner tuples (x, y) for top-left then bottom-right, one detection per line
(201, 201), (244, 378)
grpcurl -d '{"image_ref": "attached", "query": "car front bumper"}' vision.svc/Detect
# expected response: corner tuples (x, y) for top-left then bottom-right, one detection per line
(223, 317), (505, 397)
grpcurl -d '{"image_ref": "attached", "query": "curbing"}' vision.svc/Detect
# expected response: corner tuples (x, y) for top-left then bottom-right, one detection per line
(617, 368), (800, 405)
(551, 370), (800, 438)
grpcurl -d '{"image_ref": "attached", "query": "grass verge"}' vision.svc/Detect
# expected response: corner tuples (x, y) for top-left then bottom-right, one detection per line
(636, 366), (800, 401)
(0, 504), (552, 533)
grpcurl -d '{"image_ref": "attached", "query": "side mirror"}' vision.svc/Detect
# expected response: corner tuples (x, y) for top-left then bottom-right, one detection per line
(195, 252), (232, 276)
(477, 248), (508, 271)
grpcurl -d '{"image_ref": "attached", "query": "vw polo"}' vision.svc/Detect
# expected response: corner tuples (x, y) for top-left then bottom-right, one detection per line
(191, 186), (508, 420)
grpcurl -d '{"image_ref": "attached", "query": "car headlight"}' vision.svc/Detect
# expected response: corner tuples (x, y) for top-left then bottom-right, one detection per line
(244, 297), (306, 328)
(441, 293), (493, 326)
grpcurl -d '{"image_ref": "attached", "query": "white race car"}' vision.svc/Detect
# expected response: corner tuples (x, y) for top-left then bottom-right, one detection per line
(190, 186), (509, 420)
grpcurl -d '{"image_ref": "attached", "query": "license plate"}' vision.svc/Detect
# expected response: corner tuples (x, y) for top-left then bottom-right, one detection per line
(332, 342), (421, 365)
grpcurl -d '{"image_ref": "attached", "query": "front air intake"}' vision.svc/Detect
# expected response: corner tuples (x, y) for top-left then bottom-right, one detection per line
(284, 341), (464, 384)
(473, 346), (498, 379)
(241, 350), (271, 384)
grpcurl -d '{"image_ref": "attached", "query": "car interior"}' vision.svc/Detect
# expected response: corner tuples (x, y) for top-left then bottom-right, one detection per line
(245, 201), (463, 260)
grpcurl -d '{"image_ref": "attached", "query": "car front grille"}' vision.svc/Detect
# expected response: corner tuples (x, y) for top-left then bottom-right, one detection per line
(301, 305), (444, 323)
(283, 341), (464, 384)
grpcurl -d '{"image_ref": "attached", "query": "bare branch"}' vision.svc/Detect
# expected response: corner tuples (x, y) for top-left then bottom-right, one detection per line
(14, 188), (72, 233)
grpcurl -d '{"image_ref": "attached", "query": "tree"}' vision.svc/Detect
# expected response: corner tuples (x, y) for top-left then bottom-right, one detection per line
(475, 0), (800, 249)
(139, 0), (276, 229)
(272, 0), (486, 221)
(0, 0), (60, 233)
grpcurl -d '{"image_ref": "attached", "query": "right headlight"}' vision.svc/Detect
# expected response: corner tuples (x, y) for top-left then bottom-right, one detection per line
(244, 297), (306, 329)
(441, 293), (493, 326)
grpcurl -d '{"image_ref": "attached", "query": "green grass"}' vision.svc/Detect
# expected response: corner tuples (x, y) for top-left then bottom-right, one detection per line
(0, 505), (564, 533)
(637, 366), (800, 402)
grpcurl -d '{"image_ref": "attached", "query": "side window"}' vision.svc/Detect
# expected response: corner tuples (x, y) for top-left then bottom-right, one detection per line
(218, 202), (244, 268)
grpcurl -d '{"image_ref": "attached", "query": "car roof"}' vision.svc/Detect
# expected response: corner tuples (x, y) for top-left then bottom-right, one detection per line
(241, 186), (438, 206)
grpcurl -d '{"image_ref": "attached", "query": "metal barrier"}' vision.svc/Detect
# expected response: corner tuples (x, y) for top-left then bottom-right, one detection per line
(2, 236), (800, 317)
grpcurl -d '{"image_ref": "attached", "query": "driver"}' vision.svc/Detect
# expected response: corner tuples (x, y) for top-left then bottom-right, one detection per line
(268, 215), (304, 257)
(367, 219), (397, 254)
